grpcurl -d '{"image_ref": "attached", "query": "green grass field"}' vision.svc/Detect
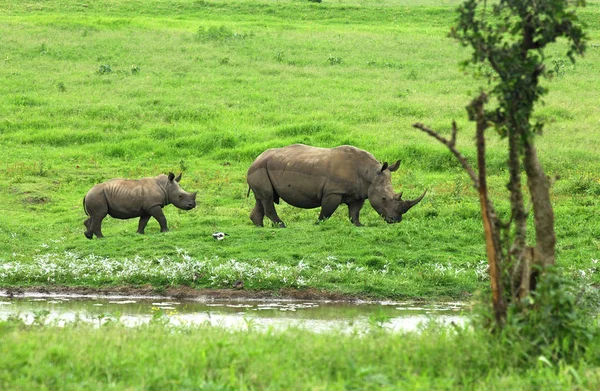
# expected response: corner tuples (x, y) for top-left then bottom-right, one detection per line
(1, 0), (599, 299)
(2, 1), (600, 389)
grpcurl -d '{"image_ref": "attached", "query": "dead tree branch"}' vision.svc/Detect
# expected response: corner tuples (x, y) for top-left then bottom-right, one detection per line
(412, 121), (479, 189)
(414, 92), (506, 326)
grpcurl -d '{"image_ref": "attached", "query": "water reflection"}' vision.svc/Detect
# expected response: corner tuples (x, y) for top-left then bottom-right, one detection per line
(0, 292), (466, 332)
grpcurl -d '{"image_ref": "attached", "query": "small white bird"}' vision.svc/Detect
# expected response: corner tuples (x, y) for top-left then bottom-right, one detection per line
(212, 232), (229, 240)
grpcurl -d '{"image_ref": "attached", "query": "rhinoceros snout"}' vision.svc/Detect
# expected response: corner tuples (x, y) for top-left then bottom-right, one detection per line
(383, 215), (402, 224)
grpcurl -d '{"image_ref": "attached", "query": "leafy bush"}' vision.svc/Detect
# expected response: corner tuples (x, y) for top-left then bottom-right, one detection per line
(327, 54), (342, 65)
(195, 26), (253, 42)
(97, 64), (112, 74)
(473, 267), (599, 365)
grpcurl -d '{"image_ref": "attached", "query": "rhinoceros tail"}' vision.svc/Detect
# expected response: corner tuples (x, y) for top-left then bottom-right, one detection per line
(246, 185), (278, 203)
(83, 196), (89, 216)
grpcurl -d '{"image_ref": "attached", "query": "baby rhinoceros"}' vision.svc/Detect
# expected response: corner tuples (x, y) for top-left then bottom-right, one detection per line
(83, 172), (197, 239)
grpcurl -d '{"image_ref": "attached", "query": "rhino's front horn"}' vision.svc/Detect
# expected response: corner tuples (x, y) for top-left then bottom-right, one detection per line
(402, 189), (427, 211)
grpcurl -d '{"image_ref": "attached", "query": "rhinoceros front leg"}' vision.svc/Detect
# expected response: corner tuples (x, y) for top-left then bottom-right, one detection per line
(317, 194), (343, 223)
(148, 206), (169, 232)
(137, 215), (151, 234)
(347, 200), (365, 227)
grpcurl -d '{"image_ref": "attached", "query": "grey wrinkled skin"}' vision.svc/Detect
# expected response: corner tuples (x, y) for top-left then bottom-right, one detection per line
(247, 144), (426, 228)
(83, 172), (197, 239)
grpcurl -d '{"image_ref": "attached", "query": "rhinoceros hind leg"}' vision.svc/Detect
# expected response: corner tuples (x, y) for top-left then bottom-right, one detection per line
(250, 200), (265, 227)
(137, 215), (151, 234)
(261, 200), (286, 228)
(89, 215), (106, 238)
(84, 217), (94, 239)
(84, 215), (105, 238)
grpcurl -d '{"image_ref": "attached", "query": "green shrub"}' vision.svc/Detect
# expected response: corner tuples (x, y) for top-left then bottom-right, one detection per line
(474, 267), (599, 365)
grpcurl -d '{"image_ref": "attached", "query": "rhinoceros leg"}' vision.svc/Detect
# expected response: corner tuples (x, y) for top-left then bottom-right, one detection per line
(83, 192), (108, 238)
(137, 215), (151, 234)
(87, 214), (106, 239)
(317, 194), (343, 223)
(248, 177), (286, 227)
(250, 195), (286, 227)
(250, 197), (265, 227)
(262, 200), (286, 228)
(148, 206), (169, 232)
(347, 200), (365, 227)
(83, 217), (93, 239)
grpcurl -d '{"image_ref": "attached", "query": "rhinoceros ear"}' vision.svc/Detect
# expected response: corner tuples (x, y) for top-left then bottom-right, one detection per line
(168, 172), (175, 182)
(380, 162), (389, 173)
(387, 160), (401, 172)
(175, 173), (182, 183)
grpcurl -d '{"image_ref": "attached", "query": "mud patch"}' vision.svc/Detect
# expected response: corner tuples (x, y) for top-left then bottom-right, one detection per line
(22, 194), (51, 204)
(3, 285), (373, 302)
(0, 291), (466, 332)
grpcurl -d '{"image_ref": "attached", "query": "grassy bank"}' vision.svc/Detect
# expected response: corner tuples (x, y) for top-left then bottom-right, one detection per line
(0, 316), (598, 390)
(1, 0), (599, 299)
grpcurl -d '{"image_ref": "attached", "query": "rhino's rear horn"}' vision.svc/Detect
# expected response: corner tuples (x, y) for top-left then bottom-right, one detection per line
(380, 160), (401, 173)
(388, 160), (401, 172)
(167, 172), (183, 182)
(403, 189), (427, 211)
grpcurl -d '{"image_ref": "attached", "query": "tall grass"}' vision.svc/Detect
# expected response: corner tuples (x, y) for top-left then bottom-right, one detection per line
(1, 315), (599, 390)
(1, 0), (599, 298)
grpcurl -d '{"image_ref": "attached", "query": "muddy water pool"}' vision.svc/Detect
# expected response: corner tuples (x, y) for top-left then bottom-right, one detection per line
(0, 292), (467, 332)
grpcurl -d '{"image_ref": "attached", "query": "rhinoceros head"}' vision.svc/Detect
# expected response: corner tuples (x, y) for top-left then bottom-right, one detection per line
(166, 172), (197, 210)
(368, 161), (426, 223)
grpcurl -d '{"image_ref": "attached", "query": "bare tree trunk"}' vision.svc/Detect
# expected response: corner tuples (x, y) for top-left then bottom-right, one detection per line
(507, 127), (529, 300)
(471, 94), (506, 326)
(414, 106), (555, 325)
(523, 138), (556, 269)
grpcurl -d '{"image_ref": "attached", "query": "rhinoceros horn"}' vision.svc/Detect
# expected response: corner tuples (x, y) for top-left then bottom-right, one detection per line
(399, 189), (427, 212)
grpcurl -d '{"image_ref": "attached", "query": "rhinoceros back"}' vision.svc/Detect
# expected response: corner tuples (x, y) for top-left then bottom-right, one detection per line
(248, 144), (379, 208)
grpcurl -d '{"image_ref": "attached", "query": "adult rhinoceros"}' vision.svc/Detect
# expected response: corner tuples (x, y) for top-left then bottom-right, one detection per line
(83, 172), (196, 239)
(246, 144), (426, 227)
